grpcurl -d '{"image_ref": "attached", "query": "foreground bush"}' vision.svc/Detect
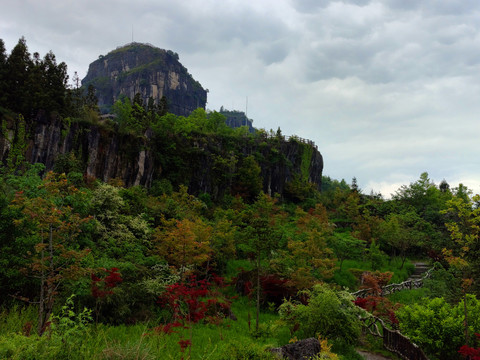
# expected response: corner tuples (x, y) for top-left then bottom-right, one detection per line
(278, 283), (362, 344)
(396, 295), (480, 360)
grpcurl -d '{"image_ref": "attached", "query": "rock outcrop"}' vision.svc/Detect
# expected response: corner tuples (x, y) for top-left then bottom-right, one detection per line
(270, 338), (321, 360)
(0, 114), (323, 197)
(219, 109), (255, 133)
(82, 43), (207, 116)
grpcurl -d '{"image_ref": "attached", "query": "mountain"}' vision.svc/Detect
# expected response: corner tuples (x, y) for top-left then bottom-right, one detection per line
(0, 38), (323, 200)
(81, 42), (207, 116)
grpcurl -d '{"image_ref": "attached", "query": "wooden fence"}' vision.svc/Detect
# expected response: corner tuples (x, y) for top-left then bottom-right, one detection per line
(360, 313), (429, 360)
(351, 265), (436, 299)
(354, 265), (437, 360)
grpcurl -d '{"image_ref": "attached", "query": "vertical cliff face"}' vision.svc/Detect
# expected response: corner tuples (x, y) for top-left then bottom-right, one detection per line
(0, 115), (322, 197)
(4, 113), (158, 187)
(82, 43), (207, 116)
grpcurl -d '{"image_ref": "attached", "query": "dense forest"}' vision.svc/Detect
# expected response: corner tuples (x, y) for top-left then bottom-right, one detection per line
(1, 38), (480, 360)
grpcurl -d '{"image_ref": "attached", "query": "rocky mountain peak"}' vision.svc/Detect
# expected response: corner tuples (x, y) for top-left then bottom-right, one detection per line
(81, 42), (207, 116)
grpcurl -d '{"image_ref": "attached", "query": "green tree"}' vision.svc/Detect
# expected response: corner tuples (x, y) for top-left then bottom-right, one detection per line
(366, 240), (387, 270)
(240, 193), (283, 331)
(158, 95), (168, 116)
(442, 194), (480, 344)
(90, 182), (150, 261)
(84, 84), (98, 111)
(40, 51), (69, 115)
(11, 172), (91, 335)
(272, 205), (336, 290)
(378, 211), (423, 269)
(232, 155), (262, 202)
(0, 38), (7, 107)
(330, 232), (365, 271)
(5, 37), (32, 115)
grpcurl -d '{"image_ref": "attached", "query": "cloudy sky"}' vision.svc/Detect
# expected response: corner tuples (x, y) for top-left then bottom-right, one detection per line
(2, 0), (480, 197)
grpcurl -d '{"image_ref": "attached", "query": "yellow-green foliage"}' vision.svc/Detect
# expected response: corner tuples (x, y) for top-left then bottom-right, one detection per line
(278, 284), (362, 344)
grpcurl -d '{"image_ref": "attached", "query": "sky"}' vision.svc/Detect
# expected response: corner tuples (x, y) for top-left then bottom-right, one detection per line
(2, 0), (480, 197)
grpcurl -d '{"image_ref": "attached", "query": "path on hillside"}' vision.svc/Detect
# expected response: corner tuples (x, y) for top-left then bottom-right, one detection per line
(354, 262), (432, 360)
(408, 262), (430, 280)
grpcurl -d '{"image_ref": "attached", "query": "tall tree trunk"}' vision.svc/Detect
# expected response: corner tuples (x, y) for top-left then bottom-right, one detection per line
(37, 245), (45, 335)
(464, 291), (469, 345)
(256, 255), (260, 333)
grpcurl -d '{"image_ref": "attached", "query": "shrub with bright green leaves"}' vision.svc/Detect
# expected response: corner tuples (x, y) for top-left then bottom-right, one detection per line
(278, 283), (362, 344)
(396, 295), (480, 360)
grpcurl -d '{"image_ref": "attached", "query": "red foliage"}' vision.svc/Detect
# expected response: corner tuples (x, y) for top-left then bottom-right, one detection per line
(158, 274), (231, 325)
(178, 339), (192, 351)
(361, 271), (393, 296)
(233, 270), (296, 304)
(22, 321), (33, 337)
(151, 322), (183, 335)
(459, 334), (480, 360)
(153, 274), (232, 356)
(91, 267), (122, 298)
(261, 274), (291, 303)
(244, 280), (253, 297)
(355, 296), (399, 325)
(428, 250), (444, 263)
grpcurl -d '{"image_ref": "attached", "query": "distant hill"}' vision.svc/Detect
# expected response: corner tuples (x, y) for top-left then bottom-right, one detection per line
(82, 42), (207, 116)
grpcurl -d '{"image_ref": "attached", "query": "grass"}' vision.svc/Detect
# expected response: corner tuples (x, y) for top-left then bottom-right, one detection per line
(387, 287), (429, 305)
(0, 296), (286, 360)
(331, 258), (416, 291)
(0, 258), (427, 359)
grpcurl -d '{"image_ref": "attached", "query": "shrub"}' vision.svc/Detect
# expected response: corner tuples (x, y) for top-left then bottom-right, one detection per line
(278, 283), (362, 344)
(396, 295), (480, 360)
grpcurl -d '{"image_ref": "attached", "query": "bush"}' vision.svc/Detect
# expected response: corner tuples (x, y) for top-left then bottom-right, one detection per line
(396, 295), (480, 360)
(278, 283), (362, 344)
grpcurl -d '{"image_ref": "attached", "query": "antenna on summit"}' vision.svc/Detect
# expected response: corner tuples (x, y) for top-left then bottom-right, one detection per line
(132, 25), (134, 43)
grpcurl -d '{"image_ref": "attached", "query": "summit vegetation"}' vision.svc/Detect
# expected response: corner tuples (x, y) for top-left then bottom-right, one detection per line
(1, 38), (480, 360)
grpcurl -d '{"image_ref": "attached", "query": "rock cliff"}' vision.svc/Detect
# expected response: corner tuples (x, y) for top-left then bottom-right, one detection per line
(82, 43), (207, 116)
(219, 109), (255, 133)
(0, 114), (322, 198)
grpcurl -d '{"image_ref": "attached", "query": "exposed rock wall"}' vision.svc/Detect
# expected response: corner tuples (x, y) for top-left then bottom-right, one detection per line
(0, 115), (323, 196)
(82, 43), (207, 116)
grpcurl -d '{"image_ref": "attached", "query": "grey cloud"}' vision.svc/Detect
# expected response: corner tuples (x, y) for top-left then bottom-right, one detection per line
(257, 41), (290, 65)
(292, 0), (372, 13)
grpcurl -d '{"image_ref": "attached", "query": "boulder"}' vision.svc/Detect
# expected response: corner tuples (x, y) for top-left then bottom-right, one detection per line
(270, 338), (321, 360)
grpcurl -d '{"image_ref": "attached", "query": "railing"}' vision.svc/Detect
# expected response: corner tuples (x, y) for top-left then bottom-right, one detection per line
(359, 312), (429, 360)
(287, 135), (318, 150)
(354, 265), (437, 360)
(383, 326), (429, 360)
(351, 265), (436, 299)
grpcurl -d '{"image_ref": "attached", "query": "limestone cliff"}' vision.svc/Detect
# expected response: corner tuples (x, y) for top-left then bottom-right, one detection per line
(82, 43), (207, 116)
(0, 114), (322, 198)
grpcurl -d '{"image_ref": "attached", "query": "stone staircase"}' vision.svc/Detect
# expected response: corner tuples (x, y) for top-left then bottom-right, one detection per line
(409, 262), (430, 280)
